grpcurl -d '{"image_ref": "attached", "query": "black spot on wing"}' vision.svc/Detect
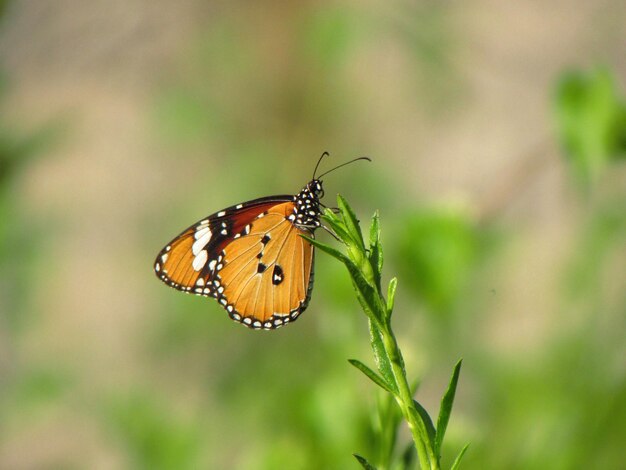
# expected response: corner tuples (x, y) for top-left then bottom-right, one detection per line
(272, 264), (284, 285)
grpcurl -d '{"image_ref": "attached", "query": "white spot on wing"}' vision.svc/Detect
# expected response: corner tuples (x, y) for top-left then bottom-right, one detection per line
(194, 226), (211, 240)
(235, 204), (243, 209)
(192, 230), (212, 255)
(192, 250), (208, 271)
(217, 211), (226, 217)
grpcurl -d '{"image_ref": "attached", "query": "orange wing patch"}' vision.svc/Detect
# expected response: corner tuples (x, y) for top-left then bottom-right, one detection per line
(155, 226), (203, 292)
(218, 202), (314, 328)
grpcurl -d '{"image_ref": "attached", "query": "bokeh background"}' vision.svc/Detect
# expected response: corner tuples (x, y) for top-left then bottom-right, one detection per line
(1, 1), (625, 469)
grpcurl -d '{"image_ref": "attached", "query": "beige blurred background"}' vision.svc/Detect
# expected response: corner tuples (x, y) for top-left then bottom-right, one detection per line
(1, 1), (624, 469)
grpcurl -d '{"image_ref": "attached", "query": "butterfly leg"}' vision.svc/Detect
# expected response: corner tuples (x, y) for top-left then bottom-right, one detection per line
(318, 201), (340, 214)
(321, 224), (340, 241)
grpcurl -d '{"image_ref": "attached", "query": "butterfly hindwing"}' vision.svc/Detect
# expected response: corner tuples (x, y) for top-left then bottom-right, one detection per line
(218, 201), (315, 328)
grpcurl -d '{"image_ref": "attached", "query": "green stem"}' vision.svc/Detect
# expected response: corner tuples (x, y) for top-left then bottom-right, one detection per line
(380, 322), (440, 470)
(318, 200), (452, 469)
(362, 255), (439, 468)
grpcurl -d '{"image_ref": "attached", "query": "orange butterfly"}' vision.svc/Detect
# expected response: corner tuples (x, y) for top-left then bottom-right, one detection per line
(154, 153), (369, 330)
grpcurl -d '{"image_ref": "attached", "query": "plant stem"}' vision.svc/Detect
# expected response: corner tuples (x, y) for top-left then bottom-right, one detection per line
(380, 321), (439, 470)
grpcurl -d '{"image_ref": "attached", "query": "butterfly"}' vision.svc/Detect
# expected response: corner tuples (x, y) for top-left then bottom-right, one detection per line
(154, 153), (370, 330)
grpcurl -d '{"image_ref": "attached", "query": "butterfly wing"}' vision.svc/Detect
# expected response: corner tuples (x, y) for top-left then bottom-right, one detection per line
(154, 196), (315, 329)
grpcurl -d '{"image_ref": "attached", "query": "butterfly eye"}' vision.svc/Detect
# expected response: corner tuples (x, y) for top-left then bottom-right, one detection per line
(312, 181), (324, 198)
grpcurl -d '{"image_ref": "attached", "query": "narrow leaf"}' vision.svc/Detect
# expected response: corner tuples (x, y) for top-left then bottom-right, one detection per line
(373, 241), (383, 284)
(322, 206), (342, 225)
(302, 236), (347, 262)
(386, 277), (397, 318)
(320, 211), (352, 243)
(306, 236), (386, 324)
(353, 454), (378, 470)
(337, 194), (365, 249)
(368, 211), (383, 287)
(412, 399), (436, 447)
(369, 320), (396, 391)
(435, 359), (463, 455)
(450, 443), (470, 470)
(349, 359), (394, 394)
(344, 261), (387, 324)
(369, 210), (380, 248)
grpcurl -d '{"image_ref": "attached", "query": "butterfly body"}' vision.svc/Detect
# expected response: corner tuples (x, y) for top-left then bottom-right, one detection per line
(154, 179), (324, 330)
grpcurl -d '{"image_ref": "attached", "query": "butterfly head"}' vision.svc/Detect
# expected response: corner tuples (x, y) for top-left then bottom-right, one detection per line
(309, 179), (324, 199)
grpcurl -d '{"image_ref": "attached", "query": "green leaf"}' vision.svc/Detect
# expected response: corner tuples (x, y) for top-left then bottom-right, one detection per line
(368, 211), (383, 287)
(449, 443), (470, 470)
(302, 236), (346, 263)
(348, 359), (395, 394)
(323, 205), (342, 224)
(337, 194), (365, 249)
(369, 211), (380, 247)
(344, 262), (386, 323)
(346, 261), (384, 319)
(412, 399), (436, 447)
(435, 359), (463, 455)
(321, 210), (352, 243)
(369, 321), (396, 392)
(386, 277), (398, 318)
(353, 453), (378, 470)
(305, 236), (386, 324)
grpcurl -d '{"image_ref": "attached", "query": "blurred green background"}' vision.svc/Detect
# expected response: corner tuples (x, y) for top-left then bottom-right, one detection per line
(0, 1), (625, 469)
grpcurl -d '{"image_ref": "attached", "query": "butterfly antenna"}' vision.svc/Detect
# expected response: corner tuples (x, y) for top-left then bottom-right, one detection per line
(312, 151), (330, 180)
(316, 156), (372, 180)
